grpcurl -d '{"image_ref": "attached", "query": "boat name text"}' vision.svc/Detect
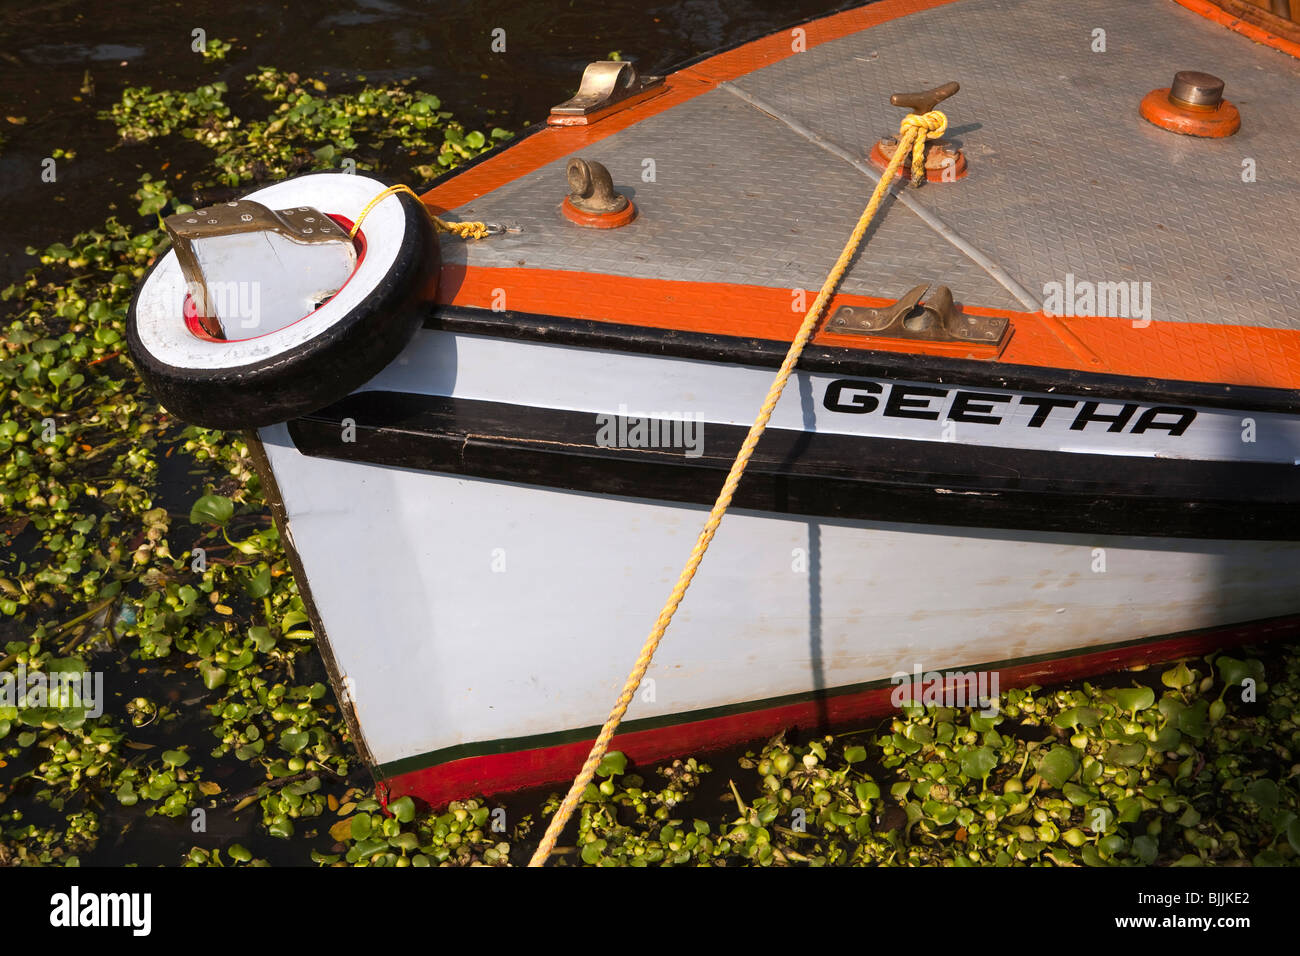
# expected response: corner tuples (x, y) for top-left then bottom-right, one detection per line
(823, 379), (1197, 436)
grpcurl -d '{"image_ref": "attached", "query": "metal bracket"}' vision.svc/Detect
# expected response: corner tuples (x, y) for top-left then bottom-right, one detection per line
(163, 200), (356, 340)
(827, 284), (1008, 345)
(549, 61), (664, 124)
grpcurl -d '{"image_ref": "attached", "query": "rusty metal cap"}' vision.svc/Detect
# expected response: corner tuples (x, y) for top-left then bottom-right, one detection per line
(1169, 71), (1225, 109)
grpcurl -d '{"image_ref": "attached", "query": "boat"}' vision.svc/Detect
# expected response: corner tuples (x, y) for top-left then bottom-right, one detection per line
(127, 0), (1300, 808)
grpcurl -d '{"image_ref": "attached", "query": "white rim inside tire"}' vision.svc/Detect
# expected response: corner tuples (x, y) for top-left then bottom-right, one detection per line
(133, 174), (409, 371)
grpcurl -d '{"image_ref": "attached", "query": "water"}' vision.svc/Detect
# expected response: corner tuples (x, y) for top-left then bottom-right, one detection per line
(0, 0), (854, 287)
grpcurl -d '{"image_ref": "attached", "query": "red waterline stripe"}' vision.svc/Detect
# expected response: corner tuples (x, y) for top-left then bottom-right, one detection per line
(378, 615), (1300, 808)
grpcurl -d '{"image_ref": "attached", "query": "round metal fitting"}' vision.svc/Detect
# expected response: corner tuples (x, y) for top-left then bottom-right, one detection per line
(561, 157), (637, 228)
(1139, 71), (1240, 138)
(1169, 70), (1225, 109)
(868, 138), (967, 182)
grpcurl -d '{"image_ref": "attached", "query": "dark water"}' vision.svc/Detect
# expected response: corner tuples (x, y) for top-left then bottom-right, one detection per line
(0, 0), (855, 287)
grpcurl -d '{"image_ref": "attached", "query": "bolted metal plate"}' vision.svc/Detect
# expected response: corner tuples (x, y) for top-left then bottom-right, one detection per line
(165, 200), (348, 244)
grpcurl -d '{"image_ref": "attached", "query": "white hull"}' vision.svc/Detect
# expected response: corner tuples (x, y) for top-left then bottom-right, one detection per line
(259, 414), (1300, 770)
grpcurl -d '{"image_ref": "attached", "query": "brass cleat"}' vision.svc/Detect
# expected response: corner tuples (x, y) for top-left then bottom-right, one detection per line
(828, 283), (1008, 346)
(549, 61), (665, 126)
(869, 81), (967, 183)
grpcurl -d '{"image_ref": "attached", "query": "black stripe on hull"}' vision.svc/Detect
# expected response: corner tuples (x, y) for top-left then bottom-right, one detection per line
(287, 391), (1300, 540)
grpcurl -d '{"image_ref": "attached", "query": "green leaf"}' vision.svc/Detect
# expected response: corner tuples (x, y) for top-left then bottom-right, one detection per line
(389, 795), (416, 823)
(189, 494), (234, 527)
(199, 662), (227, 690)
(249, 626), (276, 652)
(1110, 686), (1155, 714)
(1151, 724), (1182, 751)
(923, 801), (957, 825)
(1062, 783), (1094, 807)
(352, 836), (387, 858)
(1215, 655), (1251, 687)
(1105, 742), (1147, 767)
(245, 566), (271, 599)
(280, 609), (309, 631)
(1054, 706), (1101, 730)
(1114, 797), (1142, 824)
(959, 746), (998, 782)
(1037, 746), (1079, 789)
(390, 832), (419, 851)
(1244, 778), (1279, 812)
(279, 730), (308, 754)
(161, 749), (190, 768)
(595, 750), (627, 778)
(351, 813), (372, 841)
(1177, 700), (1209, 740)
(843, 745), (867, 764)
(1131, 834), (1158, 864)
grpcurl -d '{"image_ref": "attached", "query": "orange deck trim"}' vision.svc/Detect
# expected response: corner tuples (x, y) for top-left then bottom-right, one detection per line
(434, 264), (1300, 391)
(1173, 0), (1300, 60)
(419, 0), (962, 214)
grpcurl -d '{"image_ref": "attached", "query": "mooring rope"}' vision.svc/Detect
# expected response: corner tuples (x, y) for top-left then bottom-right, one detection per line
(348, 182), (493, 240)
(527, 108), (948, 866)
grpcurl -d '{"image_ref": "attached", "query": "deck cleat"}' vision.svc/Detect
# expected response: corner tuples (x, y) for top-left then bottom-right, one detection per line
(828, 282), (1008, 346)
(1140, 70), (1241, 137)
(548, 60), (665, 126)
(560, 157), (638, 228)
(868, 81), (967, 183)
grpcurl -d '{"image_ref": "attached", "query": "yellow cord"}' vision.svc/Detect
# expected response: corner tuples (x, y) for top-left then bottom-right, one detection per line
(348, 183), (492, 240)
(527, 109), (948, 867)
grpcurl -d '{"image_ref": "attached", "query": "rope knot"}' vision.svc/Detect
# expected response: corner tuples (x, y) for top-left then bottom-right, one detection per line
(435, 219), (492, 240)
(348, 182), (493, 241)
(898, 109), (948, 186)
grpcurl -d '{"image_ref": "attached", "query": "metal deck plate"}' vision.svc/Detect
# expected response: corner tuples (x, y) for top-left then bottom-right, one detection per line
(444, 86), (1023, 308)
(731, 0), (1300, 330)
(445, 0), (1300, 331)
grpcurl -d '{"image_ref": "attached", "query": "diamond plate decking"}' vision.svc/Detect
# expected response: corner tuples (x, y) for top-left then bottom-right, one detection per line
(441, 0), (1300, 331)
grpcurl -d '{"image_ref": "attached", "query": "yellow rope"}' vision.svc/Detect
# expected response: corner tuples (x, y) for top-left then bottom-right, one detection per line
(348, 183), (493, 240)
(527, 108), (948, 867)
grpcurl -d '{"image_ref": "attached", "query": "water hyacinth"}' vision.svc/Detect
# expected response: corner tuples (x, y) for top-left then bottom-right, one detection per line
(1, 62), (502, 865)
